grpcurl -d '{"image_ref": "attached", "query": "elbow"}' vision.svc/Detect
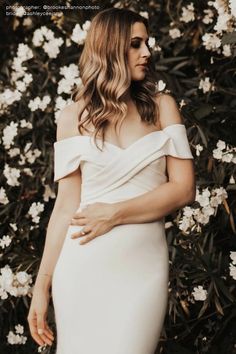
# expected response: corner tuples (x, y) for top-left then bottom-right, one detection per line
(183, 185), (196, 205)
(176, 183), (196, 207)
(187, 188), (196, 204)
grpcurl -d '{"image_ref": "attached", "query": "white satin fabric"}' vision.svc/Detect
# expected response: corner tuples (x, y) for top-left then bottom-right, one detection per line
(51, 124), (193, 354)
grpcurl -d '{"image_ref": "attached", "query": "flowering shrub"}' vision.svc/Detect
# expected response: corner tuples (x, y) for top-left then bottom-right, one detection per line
(0, 1), (235, 353)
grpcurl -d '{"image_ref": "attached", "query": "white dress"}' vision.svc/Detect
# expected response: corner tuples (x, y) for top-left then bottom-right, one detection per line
(51, 123), (193, 354)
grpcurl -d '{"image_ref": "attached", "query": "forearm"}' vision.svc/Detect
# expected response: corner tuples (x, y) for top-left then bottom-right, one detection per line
(33, 206), (78, 293)
(113, 181), (195, 225)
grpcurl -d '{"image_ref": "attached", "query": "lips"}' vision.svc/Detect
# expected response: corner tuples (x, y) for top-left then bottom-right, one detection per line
(137, 64), (148, 69)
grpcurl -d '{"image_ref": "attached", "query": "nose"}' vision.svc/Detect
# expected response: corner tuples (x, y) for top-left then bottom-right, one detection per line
(141, 43), (151, 58)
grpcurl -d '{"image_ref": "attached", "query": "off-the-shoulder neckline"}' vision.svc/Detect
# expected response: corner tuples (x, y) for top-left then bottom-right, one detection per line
(54, 123), (185, 151)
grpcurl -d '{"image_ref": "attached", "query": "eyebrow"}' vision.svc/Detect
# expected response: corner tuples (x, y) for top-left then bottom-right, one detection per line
(131, 36), (149, 41)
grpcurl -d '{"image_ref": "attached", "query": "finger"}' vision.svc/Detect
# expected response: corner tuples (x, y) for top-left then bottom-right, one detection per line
(71, 226), (92, 239)
(45, 324), (54, 337)
(43, 323), (54, 341)
(28, 322), (45, 346)
(28, 314), (45, 346)
(70, 217), (87, 226)
(37, 328), (53, 346)
(73, 210), (86, 219)
(79, 232), (96, 245)
(37, 315), (53, 346)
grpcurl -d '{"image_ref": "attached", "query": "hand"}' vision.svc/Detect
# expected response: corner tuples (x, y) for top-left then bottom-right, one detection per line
(70, 202), (118, 245)
(27, 288), (54, 347)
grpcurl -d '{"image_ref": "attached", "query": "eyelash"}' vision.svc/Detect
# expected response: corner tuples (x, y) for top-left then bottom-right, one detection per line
(131, 41), (150, 49)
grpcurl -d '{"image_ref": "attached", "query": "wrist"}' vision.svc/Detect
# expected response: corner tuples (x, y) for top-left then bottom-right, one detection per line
(34, 273), (52, 292)
(111, 201), (124, 226)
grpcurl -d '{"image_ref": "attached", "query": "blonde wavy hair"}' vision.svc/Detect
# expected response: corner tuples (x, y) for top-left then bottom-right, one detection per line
(71, 7), (159, 150)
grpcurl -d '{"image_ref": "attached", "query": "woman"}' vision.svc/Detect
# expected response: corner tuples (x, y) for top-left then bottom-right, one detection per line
(27, 8), (195, 354)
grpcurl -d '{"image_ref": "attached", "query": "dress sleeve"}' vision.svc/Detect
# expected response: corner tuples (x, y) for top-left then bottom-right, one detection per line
(53, 137), (82, 182)
(162, 124), (194, 159)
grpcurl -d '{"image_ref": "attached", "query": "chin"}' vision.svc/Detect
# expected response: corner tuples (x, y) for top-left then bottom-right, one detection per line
(131, 74), (146, 81)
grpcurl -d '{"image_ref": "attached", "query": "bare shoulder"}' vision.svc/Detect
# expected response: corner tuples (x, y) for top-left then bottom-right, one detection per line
(155, 92), (183, 130)
(56, 101), (81, 141)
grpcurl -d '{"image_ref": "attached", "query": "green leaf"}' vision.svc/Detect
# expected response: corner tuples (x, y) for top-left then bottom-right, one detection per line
(221, 32), (236, 45)
(194, 104), (213, 120)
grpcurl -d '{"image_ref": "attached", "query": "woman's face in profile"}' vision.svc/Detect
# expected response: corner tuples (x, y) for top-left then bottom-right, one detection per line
(128, 21), (151, 81)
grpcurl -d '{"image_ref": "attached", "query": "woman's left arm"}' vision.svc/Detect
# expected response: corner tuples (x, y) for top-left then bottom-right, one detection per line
(112, 156), (195, 224)
(115, 93), (196, 223)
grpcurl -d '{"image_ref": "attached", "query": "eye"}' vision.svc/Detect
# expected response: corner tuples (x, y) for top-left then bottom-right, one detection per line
(131, 41), (141, 49)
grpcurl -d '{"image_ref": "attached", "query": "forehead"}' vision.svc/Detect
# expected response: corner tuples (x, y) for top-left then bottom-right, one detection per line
(130, 22), (148, 39)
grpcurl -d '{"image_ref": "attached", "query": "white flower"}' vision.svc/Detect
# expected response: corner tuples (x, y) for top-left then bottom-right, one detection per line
(179, 99), (186, 109)
(16, 271), (31, 285)
(156, 80), (166, 92)
(178, 186), (229, 233)
(0, 265), (14, 294)
(203, 9), (215, 24)
(196, 188), (210, 207)
(2, 122), (18, 149)
(180, 3), (195, 23)
(192, 285), (207, 301)
(229, 0), (236, 17)
(169, 28), (182, 39)
(229, 263), (236, 280)
(32, 28), (44, 46)
(42, 37), (64, 59)
(71, 24), (88, 45)
(15, 6), (25, 17)
(10, 223), (17, 231)
(0, 89), (21, 108)
(222, 44), (232, 57)
(199, 77), (215, 93)
(17, 43), (33, 61)
(28, 202), (44, 223)
(54, 96), (73, 122)
(222, 153), (233, 163)
(230, 251), (236, 265)
(15, 324), (24, 335)
(202, 33), (221, 51)
(82, 20), (91, 31)
(194, 210), (210, 225)
(32, 26), (63, 58)
(60, 63), (79, 79)
(0, 235), (12, 249)
(0, 265), (32, 300)
(178, 214), (195, 233)
(216, 140), (226, 150)
(213, 148), (223, 159)
(183, 206), (195, 217)
(229, 175), (235, 184)
(214, 12), (232, 33)
(3, 164), (21, 186)
(7, 328), (27, 345)
(213, 140), (236, 163)
(148, 37), (156, 48)
(20, 119), (33, 129)
(57, 63), (81, 95)
(139, 11), (149, 19)
(202, 205), (215, 216)
(28, 95), (51, 111)
(0, 187), (9, 205)
(196, 144), (203, 156)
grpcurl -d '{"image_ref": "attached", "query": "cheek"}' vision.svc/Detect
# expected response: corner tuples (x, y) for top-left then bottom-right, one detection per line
(127, 50), (136, 68)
